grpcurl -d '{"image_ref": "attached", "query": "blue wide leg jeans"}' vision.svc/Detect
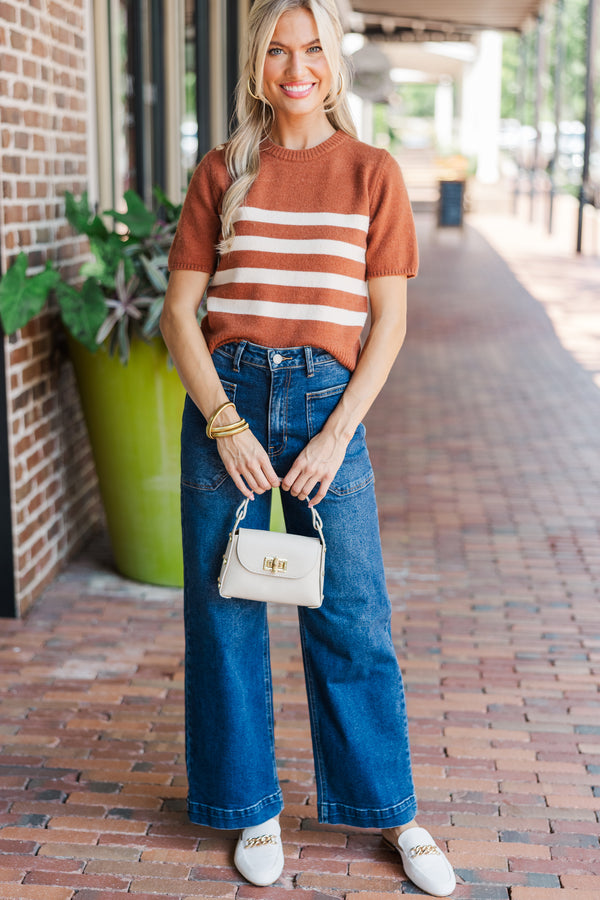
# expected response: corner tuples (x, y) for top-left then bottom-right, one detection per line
(180, 341), (417, 829)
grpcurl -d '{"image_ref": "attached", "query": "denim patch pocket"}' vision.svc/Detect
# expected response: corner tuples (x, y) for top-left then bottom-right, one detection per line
(180, 381), (237, 492)
(306, 383), (374, 496)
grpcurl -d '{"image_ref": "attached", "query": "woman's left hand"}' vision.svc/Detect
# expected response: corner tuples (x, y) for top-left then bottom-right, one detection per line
(281, 430), (349, 507)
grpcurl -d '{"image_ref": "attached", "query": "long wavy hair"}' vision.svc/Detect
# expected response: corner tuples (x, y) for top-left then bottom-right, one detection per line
(218, 0), (357, 254)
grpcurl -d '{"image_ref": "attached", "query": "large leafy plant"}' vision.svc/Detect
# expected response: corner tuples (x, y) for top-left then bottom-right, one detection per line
(0, 187), (181, 363)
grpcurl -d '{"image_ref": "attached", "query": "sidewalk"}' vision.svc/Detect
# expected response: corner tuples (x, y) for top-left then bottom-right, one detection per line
(0, 209), (599, 899)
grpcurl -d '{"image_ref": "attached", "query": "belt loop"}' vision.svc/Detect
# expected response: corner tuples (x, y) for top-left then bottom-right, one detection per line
(304, 346), (314, 377)
(233, 341), (247, 372)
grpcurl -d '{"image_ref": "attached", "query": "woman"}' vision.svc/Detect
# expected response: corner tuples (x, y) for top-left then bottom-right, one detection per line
(161, 0), (455, 895)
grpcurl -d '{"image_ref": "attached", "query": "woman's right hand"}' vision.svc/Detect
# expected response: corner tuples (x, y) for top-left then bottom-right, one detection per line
(216, 429), (281, 500)
(159, 272), (280, 500)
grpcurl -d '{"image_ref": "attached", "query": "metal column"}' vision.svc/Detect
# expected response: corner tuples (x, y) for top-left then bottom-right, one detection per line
(548, 0), (564, 234)
(513, 33), (528, 216)
(530, 15), (545, 224)
(577, 0), (598, 253)
(152, 0), (166, 194)
(196, 0), (211, 160)
(131, 0), (147, 198)
(226, 0), (240, 131)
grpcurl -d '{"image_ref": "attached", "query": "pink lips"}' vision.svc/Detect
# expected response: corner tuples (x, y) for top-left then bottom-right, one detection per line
(279, 82), (315, 98)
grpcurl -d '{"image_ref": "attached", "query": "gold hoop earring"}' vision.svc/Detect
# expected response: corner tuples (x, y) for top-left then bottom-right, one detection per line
(247, 77), (262, 102)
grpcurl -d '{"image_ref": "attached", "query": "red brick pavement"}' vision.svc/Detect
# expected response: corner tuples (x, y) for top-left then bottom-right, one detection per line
(0, 214), (599, 898)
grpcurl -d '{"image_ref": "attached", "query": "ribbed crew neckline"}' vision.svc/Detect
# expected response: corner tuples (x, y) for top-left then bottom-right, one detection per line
(261, 129), (351, 161)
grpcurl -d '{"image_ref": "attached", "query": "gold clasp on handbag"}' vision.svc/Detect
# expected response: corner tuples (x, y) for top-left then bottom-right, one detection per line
(263, 555), (287, 574)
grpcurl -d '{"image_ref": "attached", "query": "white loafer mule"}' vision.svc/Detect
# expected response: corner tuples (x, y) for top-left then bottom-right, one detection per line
(234, 816), (284, 886)
(384, 825), (456, 897)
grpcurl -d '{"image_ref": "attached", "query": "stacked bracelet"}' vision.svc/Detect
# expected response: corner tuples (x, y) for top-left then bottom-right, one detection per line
(205, 401), (234, 437)
(205, 401), (249, 439)
(210, 420), (249, 439)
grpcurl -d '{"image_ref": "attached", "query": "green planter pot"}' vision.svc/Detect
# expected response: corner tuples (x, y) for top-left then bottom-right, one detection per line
(69, 336), (185, 587)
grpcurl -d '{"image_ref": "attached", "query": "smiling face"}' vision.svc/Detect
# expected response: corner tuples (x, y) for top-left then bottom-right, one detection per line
(261, 6), (333, 127)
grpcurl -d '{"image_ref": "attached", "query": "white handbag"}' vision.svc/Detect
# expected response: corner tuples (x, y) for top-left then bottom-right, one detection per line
(218, 497), (326, 608)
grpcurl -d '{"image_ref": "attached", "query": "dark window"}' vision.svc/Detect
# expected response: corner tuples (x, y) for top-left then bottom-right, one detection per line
(110, 0), (166, 203)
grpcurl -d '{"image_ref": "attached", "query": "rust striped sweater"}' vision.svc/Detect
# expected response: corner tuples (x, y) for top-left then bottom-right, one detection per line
(168, 130), (418, 370)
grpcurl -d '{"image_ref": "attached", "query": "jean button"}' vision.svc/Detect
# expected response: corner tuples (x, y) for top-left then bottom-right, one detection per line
(272, 353), (283, 365)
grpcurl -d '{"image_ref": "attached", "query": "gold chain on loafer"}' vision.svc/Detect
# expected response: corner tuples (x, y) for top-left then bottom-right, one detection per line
(408, 844), (442, 859)
(244, 834), (278, 848)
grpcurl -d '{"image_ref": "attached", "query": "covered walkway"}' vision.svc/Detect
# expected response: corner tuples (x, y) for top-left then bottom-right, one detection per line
(0, 212), (599, 898)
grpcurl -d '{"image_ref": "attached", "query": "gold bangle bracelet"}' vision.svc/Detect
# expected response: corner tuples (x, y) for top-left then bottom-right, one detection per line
(212, 420), (249, 439)
(205, 401), (235, 438)
(211, 418), (247, 435)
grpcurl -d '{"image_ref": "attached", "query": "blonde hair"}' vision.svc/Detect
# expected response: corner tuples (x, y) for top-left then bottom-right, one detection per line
(219, 0), (356, 254)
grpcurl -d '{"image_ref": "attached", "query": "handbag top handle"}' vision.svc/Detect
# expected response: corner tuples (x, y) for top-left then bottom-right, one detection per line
(233, 497), (325, 549)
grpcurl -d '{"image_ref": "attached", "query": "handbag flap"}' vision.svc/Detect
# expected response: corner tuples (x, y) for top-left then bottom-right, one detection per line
(235, 527), (322, 580)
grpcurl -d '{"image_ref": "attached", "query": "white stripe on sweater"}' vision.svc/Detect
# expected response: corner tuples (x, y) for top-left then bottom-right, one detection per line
(229, 234), (366, 264)
(232, 206), (370, 233)
(211, 267), (368, 297)
(207, 296), (368, 327)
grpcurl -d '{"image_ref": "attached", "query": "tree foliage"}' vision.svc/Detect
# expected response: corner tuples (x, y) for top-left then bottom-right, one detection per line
(502, 0), (589, 125)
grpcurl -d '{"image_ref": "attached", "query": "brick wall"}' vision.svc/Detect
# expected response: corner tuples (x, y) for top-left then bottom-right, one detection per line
(0, 0), (102, 616)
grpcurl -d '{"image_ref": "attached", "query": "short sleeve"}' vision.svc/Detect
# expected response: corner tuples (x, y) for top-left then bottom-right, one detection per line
(168, 150), (226, 274)
(365, 152), (418, 280)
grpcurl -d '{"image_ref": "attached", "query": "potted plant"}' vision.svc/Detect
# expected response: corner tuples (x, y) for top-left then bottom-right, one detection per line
(0, 189), (186, 587)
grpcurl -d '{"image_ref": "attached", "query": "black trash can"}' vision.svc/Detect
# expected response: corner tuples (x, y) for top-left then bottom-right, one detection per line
(438, 179), (465, 227)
